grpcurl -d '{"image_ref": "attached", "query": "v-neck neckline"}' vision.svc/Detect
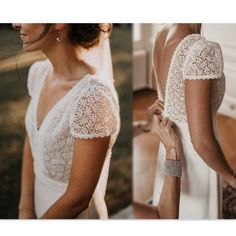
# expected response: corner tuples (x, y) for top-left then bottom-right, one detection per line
(153, 33), (202, 100)
(35, 60), (92, 132)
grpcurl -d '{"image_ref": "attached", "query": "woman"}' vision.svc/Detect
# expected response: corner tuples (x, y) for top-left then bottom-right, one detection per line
(134, 100), (182, 219)
(13, 24), (120, 219)
(151, 23), (236, 219)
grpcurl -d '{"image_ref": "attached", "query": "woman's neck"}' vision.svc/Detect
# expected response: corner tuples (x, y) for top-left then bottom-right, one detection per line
(42, 42), (94, 81)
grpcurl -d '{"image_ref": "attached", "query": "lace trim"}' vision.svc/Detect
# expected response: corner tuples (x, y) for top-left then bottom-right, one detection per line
(70, 129), (117, 139)
(183, 75), (222, 80)
(183, 40), (223, 80)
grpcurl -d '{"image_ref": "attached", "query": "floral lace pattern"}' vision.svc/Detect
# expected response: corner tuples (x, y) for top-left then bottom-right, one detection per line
(183, 39), (223, 79)
(160, 34), (225, 122)
(25, 60), (120, 184)
(69, 80), (118, 139)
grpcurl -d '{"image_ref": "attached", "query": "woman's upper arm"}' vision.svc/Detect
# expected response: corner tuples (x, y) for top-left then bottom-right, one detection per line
(66, 81), (117, 199)
(67, 136), (110, 199)
(185, 79), (215, 146)
(183, 41), (223, 147)
(23, 134), (33, 162)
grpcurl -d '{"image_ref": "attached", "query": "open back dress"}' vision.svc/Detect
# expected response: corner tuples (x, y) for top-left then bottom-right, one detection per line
(152, 34), (225, 219)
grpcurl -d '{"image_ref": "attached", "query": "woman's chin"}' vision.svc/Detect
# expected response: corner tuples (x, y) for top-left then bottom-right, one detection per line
(22, 43), (37, 52)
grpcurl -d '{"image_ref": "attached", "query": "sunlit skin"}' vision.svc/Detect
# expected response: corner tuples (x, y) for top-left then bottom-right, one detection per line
(13, 24), (111, 219)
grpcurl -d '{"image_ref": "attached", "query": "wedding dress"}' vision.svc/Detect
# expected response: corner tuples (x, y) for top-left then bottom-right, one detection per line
(25, 59), (120, 218)
(152, 34), (225, 219)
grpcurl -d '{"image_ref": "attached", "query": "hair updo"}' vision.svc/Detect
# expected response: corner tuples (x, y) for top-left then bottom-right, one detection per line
(38, 23), (112, 49)
(67, 24), (111, 48)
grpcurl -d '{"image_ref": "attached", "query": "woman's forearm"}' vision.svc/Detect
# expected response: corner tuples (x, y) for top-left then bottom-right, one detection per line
(194, 138), (235, 181)
(41, 191), (90, 219)
(19, 136), (35, 213)
(157, 148), (181, 219)
(158, 176), (180, 219)
(185, 79), (235, 185)
(41, 136), (111, 219)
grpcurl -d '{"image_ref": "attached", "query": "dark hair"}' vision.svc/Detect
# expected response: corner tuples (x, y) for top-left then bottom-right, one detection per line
(68, 24), (103, 48)
(34, 23), (112, 49)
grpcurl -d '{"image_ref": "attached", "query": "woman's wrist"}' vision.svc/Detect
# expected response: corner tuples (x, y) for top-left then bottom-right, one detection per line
(19, 206), (34, 212)
(165, 147), (179, 161)
(19, 201), (34, 212)
(19, 207), (36, 219)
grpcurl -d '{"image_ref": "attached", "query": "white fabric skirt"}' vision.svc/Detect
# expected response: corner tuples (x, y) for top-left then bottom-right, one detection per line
(152, 120), (220, 219)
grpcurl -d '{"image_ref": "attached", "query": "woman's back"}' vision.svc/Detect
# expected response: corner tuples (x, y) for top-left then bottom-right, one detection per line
(153, 26), (225, 122)
(153, 25), (200, 99)
(152, 26), (226, 219)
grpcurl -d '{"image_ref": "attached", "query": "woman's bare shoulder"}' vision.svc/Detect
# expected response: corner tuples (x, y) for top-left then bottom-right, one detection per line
(155, 25), (169, 42)
(154, 24), (170, 54)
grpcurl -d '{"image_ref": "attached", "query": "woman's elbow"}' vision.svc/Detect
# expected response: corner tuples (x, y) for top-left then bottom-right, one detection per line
(191, 137), (216, 158)
(65, 191), (92, 213)
(75, 196), (91, 212)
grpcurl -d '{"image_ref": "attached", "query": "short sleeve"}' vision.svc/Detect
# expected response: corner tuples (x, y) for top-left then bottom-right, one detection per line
(69, 83), (118, 139)
(183, 41), (224, 80)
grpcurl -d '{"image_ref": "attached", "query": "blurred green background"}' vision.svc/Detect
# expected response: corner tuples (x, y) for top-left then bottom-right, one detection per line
(0, 24), (132, 218)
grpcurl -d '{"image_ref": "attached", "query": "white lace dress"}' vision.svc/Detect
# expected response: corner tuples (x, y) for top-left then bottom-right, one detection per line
(152, 34), (225, 219)
(25, 59), (120, 218)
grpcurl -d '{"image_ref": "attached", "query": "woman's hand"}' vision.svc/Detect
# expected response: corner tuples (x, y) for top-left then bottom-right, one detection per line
(147, 99), (164, 117)
(140, 99), (164, 132)
(19, 208), (36, 219)
(154, 116), (182, 161)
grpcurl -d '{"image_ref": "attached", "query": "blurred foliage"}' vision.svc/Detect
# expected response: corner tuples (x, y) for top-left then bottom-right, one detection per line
(0, 24), (132, 218)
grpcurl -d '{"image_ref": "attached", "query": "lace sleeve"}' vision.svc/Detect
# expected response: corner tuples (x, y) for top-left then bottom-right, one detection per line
(183, 41), (224, 80)
(69, 82), (117, 139)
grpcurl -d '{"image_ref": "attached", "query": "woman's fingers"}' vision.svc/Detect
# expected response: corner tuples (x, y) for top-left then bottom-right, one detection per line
(155, 100), (164, 109)
(148, 104), (163, 116)
(161, 116), (168, 128)
(154, 100), (164, 113)
(156, 115), (161, 126)
(147, 99), (164, 116)
(143, 100), (164, 133)
(166, 119), (174, 129)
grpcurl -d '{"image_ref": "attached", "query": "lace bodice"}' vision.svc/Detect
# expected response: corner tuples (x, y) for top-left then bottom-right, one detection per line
(25, 60), (120, 188)
(154, 34), (225, 122)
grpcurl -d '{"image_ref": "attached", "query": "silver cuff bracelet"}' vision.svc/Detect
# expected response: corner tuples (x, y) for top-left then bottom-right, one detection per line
(162, 159), (182, 178)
